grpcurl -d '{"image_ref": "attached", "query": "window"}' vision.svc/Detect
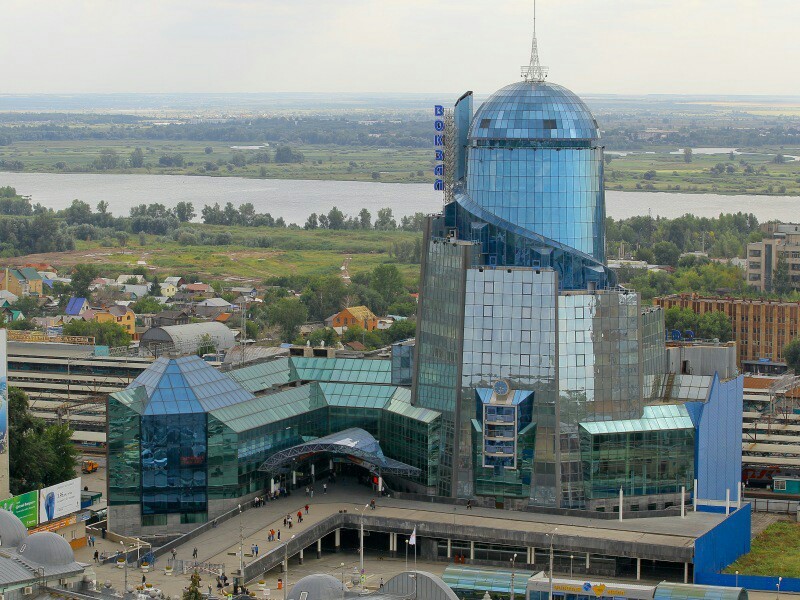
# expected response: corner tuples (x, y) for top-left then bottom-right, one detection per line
(774, 479), (787, 491)
(142, 514), (168, 527)
(543, 119), (557, 129)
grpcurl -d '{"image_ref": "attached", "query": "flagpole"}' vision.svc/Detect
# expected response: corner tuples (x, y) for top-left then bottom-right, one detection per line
(405, 539), (409, 571)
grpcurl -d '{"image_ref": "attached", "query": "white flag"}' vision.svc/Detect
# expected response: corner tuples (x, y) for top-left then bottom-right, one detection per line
(409, 527), (416, 546)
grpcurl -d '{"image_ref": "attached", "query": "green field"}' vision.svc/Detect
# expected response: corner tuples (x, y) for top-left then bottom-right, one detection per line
(2, 140), (800, 194)
(724, 522), (800, 577)
(0, 140), (434, 184)
(11, 225), (422, 286)
(605, 150), (800, 195)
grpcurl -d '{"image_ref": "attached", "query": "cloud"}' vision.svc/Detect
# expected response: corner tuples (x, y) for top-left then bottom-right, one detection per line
(0, 0), (796, 95)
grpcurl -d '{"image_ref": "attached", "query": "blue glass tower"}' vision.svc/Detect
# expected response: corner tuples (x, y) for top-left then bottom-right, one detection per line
(413, 33), (667, 507)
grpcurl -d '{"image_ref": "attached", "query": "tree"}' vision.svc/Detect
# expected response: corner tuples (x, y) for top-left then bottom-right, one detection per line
(773, 255), (791, 296)
(382, 319), (416, 344)
(683, 148), (693, 163)
(174, 201), (196, 223)
(696, 311), (732, 342)
(131, 296), (164, 314)
(63, 320), (132, 347)
(204, 146), (213, 154)
(70, 264), (98, 299)
(375, 208), (396, 230)
(370, 264), (405, 306)
(784, 339), (800, 373)
(269, 298), (308, 341)
(327, 206), (345, 230)
(149, 275), (162, 297)
(304, 213), (318, 230)
(358, 208), (372, 229)
(8, 387), (78, 495)
(129, 147), (145, 168)
(183, 571), (204, 600)
(63, 199), (94, 225)
(653, 241), (681, 267)
(635, 247), (654, 263)
(301, 275), (347, 321)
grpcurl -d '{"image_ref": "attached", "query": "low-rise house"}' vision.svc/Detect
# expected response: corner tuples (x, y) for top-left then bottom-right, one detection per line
(163, 276), (185, 288)
(228, 286), (258, 298)
(65, 297), (90, 317)
(184, 282), (214, 294)
(122, 284), (150, 299)
(1, 267), (43, 297)
(331, 305), (379, 332)
(160, 282), (178, 297)
(92, 304), (136, 336)
(0, 307), (24, 322)
(153, 310), (191, 327)
(116, 274), (146, 285)
(196, 297), (233, 318)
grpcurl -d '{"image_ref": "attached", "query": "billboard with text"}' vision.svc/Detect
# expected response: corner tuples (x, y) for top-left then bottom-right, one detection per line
(0, 490), (39, 528)
(39, 477), (81, 523)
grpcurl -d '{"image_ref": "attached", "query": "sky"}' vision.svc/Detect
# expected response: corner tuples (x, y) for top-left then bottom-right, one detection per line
(1, 0), (798, 97)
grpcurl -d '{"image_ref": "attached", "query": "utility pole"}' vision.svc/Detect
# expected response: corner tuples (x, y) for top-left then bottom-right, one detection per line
(548, 528), (558, 600)
(238, 504), (244, 584)
(510, 553), (518, 600)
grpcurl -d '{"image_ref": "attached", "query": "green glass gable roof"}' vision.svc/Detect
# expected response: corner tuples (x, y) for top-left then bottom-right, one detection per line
(291, 357), (392, 384)
(580, 404), (694, 435)
(228, 358), (293, 392)
(209, 384), (325, 432)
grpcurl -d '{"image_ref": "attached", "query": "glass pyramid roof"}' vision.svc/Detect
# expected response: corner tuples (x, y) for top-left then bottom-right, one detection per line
(123, 355), (254, 415)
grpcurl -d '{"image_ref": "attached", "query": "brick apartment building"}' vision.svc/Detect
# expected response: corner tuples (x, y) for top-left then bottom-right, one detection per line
(655, 293), (800, 367)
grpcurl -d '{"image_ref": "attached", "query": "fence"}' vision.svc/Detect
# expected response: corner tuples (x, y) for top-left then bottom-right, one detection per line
(749, 498), (799, 515)
(696, 572), (800, 593)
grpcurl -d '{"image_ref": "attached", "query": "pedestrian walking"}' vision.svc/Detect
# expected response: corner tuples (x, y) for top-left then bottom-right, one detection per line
(254, 544), (259, 556)
(310, 489), (314, 499)
(193, 547), (198, 559)
(297, 510), (302, 523)
(283, 515), (287, 527)
(208, 584), (212, 597)
(370, 499), (376, 510)
(323, 483), (327, 494)
(277, 529), (281, 541)
(142, 575), (146, 585)
(171, 548), (177, 561)
(305, 486), (309, 497)
(93, 550), (99, 562)
(305, 504), (309, 514)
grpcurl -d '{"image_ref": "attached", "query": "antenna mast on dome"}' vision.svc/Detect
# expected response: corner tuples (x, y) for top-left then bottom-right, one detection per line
(521, 0), (549, 82)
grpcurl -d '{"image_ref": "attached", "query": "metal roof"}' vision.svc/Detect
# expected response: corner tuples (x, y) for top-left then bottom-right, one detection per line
(140, 321), (236, 351)
(580, 404), (695, 435)
(258, 427), (421, 476)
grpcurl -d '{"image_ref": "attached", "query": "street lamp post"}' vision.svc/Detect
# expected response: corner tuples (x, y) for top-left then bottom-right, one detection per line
(510, 553), (518, 600)
(282, 535), (296, 600)
(354, 504), (369, 592)
(548, 528), (558, 600)
(238, 504), (244, 584)
(735, 571), (739, 588)
(119, 541), (128, 597)
(340, 562), (346, 600)
(777, 576), (783, 600)
(570, 554), (574, 577)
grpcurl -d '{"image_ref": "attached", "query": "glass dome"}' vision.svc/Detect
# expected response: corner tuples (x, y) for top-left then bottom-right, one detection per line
(469, 81), (599, 142)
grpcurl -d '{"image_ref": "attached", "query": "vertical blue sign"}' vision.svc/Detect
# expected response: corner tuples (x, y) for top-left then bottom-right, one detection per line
(434, 105), (444, 191)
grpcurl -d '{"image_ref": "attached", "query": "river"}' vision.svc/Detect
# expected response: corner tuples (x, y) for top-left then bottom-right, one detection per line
(1, 172), (799, 222)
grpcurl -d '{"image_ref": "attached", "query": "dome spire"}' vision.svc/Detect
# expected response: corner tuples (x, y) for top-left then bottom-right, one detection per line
(521, 0), (549, 82)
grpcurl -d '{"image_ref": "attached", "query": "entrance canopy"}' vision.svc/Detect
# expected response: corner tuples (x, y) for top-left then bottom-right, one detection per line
(258, 427), (421, 477)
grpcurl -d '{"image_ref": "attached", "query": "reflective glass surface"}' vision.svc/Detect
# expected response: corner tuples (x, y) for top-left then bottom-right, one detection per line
(470, 82), (599, 142)
(579, 406), (695, 499)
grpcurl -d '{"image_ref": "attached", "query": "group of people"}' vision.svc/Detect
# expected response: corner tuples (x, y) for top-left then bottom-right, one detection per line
(250, 543), (260, 557)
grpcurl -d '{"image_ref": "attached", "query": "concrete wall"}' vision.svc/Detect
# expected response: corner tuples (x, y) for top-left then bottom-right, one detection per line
(667, 344), (738, 379)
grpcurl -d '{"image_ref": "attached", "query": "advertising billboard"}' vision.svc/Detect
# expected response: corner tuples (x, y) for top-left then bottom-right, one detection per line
(0, 490), (39, 528)
(0, 328), (7, 455)
(38, 477), (81, 523)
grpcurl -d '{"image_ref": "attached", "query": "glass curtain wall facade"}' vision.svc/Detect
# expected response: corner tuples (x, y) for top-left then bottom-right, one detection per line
(412, 78), (687, 508)
(109, 356), (441, 534)
(579, 405), (695, 503)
